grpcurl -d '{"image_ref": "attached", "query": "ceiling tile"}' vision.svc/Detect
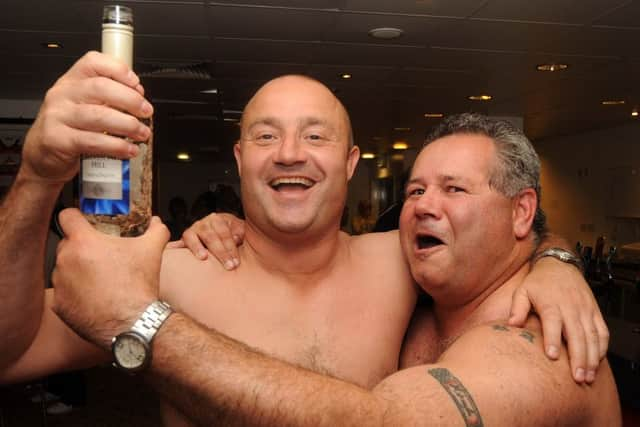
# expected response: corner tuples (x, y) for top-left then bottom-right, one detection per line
(343, 0), (486, 17)
(594, 1), (640, 28)
(208, 4), (336, 40)
(472, 0), (629, 25)
(209, 0), (342, 9)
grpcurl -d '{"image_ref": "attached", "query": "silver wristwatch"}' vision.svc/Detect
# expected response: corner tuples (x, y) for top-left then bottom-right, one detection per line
(111, 300), (173, 373)
(534, 247), (584, 273)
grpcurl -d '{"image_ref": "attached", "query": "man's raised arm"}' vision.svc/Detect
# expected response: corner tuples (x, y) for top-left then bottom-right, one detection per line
(0, 170), (62, 367)
(0, 51), (152, 370)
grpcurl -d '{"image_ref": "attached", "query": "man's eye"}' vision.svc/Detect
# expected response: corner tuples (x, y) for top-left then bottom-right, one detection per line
(447, 186), (465, 193)
(407, 188), (425, 197)
(258, 134), (274, 140)
(306, 134), (324, 141)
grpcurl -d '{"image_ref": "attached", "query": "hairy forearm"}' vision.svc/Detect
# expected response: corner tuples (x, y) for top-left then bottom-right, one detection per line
(0, 171), (62, 367)
(147, 313), (387, 427)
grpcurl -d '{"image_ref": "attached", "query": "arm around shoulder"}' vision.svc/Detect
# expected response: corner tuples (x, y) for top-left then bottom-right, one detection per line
(0, 289), (110, 385)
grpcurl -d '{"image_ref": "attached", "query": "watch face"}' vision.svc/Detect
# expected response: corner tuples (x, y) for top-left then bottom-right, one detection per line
(113, 333), (148, 370)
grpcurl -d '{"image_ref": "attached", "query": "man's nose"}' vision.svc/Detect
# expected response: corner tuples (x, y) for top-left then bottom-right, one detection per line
(273, 134), (307, 165)
(414, 188), (442, 219)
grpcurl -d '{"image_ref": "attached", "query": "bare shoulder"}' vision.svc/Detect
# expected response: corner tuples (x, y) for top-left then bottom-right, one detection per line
(375, 321), (620, 426)
(440, 321), (621, 426)
(159, 247), (226, 310)
(348, 231), (408, 273)
(347, 230), (415, 295)
(348, 230), (401, 255)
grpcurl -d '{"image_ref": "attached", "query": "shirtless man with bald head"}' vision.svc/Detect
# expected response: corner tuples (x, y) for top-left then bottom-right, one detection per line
(0, 52), (606, 426)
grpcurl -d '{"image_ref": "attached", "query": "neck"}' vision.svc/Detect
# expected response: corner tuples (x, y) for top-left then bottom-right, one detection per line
(241, 220), (347, 284)
(433, 241), (534, 341)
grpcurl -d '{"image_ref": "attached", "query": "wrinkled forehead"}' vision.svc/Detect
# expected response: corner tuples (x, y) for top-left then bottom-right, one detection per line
(241, 77), (351, 139)
(410, 134), (497, 182)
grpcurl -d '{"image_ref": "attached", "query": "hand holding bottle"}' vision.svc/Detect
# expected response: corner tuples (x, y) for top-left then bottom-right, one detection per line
(20, 51), (152, 185)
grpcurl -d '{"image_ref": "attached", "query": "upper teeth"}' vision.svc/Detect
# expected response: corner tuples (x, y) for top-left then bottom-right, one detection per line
(271, 177), (314, 187)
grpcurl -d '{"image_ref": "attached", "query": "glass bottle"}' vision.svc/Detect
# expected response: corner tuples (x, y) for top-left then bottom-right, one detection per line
(80, 5), (152, 236)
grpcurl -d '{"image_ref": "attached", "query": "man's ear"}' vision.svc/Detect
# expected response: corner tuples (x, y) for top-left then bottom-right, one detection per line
(233, 142), (242, 177)
(513, 188), (537, 239)
(346, 145), (360, 181)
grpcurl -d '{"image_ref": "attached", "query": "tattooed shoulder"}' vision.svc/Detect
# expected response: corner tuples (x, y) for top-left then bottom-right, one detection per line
(490, 324), (536, 344)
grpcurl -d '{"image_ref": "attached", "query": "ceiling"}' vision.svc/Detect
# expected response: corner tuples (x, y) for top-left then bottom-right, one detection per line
(3, 0), (640, 162)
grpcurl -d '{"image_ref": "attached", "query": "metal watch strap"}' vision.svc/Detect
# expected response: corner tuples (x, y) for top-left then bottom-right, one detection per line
(534, 247), (584, 273)
(130, 300), (173, 343)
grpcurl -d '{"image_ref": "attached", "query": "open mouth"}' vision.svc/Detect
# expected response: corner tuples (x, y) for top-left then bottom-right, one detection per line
(269, 176), (315, 191)
(417, 235), (444, 250)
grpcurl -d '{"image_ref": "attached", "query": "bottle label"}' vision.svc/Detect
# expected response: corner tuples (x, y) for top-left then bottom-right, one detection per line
(80, 157), (130, 215)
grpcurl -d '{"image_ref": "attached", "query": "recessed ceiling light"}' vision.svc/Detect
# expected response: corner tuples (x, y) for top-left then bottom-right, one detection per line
(536, 63), (568, 72)
(393, 127), (411, 131)
(468, 95), (492, 101)
(632, 110), (639, 117)
(424, 113), (444, 118)
(392, 142), (408, 150)
(200, 88), (218, 94)
(601, 100), (625, 106)
(177, 152), (191, 161)
(42, 42), (62, 49)
(340, 73), (352, 79)
(368, 27), (404, 40)
(361, 153), (376, 159)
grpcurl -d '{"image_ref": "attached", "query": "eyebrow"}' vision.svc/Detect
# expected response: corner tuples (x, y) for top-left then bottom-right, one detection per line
(405, 174), (470, 189)
(246, 117), (282, 133)
(299, 116), (335, 131)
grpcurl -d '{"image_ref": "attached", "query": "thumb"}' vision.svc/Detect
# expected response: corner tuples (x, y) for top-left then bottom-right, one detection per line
(508, 287), (531, 326)
(58, 208), (95, 239)
(141, 216), (170, 249)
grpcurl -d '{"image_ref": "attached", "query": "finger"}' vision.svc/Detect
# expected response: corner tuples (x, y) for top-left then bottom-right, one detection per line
(507, 287), (531, 327)
(230, 221), (246, 247)
(66, 51), (140, 90)
(72, 76), (153, 120)
(166, 240), (186, 249)
(582, 316), (600, 384)
(210, 217), (241, 267)
(594, 314), (610, 360)
(68, 129), (139, 159)
(181, 228), (209, 260)
(58, 208), (96, 239)
(68, 103), (151, 143)
(201, 230), (237, 271)
(561, 313), (587, 383)
(536, 304), (563, 360)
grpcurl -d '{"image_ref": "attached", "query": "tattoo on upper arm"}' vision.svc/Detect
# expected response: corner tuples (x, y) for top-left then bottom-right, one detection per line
(492, 324), (509, 332)
(428, 368), (484, 427)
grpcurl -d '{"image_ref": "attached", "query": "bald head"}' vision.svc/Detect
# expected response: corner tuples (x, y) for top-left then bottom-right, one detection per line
(240, 75), (354, 148)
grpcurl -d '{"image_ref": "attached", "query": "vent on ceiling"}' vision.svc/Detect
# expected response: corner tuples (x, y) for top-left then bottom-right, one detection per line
(139, 62), (212, 80)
